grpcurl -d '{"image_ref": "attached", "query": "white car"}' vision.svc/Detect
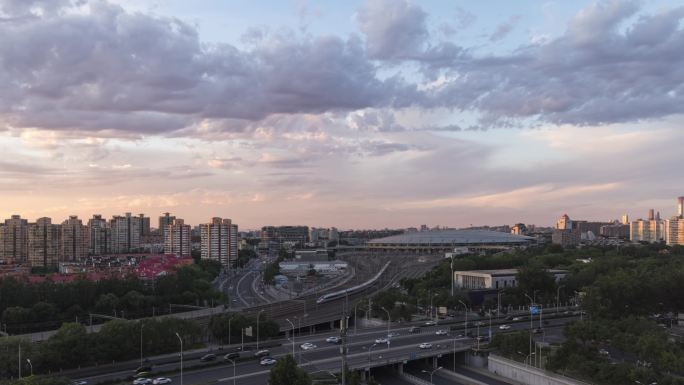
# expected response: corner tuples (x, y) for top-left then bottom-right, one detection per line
(512, 317), (522, 321)
(152, 378), (171, 385)
(300, 342), (317, 350)
(424, 321), (436, 326)
(133, 379), (152, 385)
(375, 338), (388, 344)
(499, 324), (511, 330)
(260, 358), (277, 366)
(419, 343), (433, 349)
(435, 330), (448, 335)
(325, 336), (340, 343)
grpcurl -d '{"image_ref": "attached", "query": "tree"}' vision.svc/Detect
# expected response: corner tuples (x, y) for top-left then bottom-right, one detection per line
(268, 355), (311, 385)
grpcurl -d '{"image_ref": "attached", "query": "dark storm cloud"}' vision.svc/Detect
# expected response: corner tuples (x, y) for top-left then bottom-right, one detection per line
(0, 1), (416, 136)
(1, 0), (684, 137)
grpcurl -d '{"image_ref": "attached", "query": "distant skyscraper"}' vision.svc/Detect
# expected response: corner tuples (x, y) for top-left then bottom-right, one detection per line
(164, 218), (191, 257)
(556, 214), (572, 230)
(61, 216), (88, 262)
(201, 217), (237, 267)
(678, 197), (684, 219)
(110, 213), (141, 253)
(88, 214), (111, 255)
(159, 212), (176, 236)
(28, 217), (61, 268)
(621, 214), (629, 225)
(648, 209), (655, 221)
(0, 215), (29, 264)
(138, 213), (151, 237)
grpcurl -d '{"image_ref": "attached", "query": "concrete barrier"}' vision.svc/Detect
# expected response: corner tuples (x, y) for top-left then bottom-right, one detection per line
(488, 355), (592, 385)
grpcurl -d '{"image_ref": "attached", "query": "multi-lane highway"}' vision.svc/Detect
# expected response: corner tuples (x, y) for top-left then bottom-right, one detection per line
(73, 314), (577, 385)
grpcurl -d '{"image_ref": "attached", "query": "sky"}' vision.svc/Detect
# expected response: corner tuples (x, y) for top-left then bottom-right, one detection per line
(1, 0), (684, 229)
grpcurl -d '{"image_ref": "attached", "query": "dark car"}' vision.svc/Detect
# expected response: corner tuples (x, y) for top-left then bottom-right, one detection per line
(254, 350), (270, 358)
(533, 328), (544, 334)
(134, 365), (153, 374)
(224, 352), (240, 360)
(408, 327), (420, 333)
(200, 353), (217, 362)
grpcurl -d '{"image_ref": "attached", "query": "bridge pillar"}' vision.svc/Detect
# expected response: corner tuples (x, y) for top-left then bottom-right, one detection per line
(432, 356), (439, 368)
(330, 320), (335, 329)
(397, 362), (404, 374)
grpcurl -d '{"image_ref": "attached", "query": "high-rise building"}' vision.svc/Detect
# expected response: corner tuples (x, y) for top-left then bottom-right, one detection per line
(159, 212), (176, 237)
(0, 215), (29, 264)
(556, 214), (571, 230)
(630, 210), (665, 243)
(261, 226), (309, 246)
(666, 197), (684, 246)
(621, 214), (630, 225)
(139, 213), (151, 237)
(88, 214), (111, 255)
(666, 217), (684, 246)
(28, 217), (61, 268)
(110, 213), (141, 253)
(61, 216), (88, 262)
(164, 218), (191, 257)
(200, 217), (237, 267)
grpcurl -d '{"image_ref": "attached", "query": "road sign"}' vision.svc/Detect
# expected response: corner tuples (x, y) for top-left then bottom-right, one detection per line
(409, 352), (417, 360)
(529, 305), (539, 315)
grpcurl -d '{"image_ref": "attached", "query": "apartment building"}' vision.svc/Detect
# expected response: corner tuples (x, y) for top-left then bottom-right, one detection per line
(0, 215), (29, 264)
(164, 218), (191, 257)
(88, 214), (111, 255)
(110, 213), (141, 253)
(61, 216), (88, 262)
(200, 217), (237, 267)
(28, 217), (61, 268)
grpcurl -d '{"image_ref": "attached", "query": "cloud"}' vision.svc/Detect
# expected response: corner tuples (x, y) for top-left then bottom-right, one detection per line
(356, 0), (428, 60)
(490, 15), (521, 41)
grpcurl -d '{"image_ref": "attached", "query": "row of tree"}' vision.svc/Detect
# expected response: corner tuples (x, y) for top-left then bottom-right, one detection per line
(0, 260), (223, 334)
(0, 318), (201, 379)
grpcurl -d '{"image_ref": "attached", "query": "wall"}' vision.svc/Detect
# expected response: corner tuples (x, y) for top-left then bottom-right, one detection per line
(488, 355), (591, 385)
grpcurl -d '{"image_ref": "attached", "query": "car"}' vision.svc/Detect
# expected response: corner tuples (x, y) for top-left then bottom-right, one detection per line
(419, 343), (433, 349)
(474, 321), (484, 326)
(512, 317), (522, 321)
(387, 332), (400, 338)
(435, 330), (448, 336)
(260, 358), (277, 366)
(152, 378), (171, 385)
(133, 379), (152, 385)
(599, 349), (610, 356)
(476, 335), (490, 342)
(134, 372), (152, 379)
(134, 365), (153, 374)
(375, 338), (388, 344)
(424, 321), (436, 326)
(499, 325), (511, 330)
(325, 336), (341, 344)
(200, 353), (216, 362)
(532, 328), (544, 334)
(408, 327), (420, 333)
(72, 381), (88, 385)
(254, 350), (270, 358)
(300, 342), (317, 350)
(224, 352), (240, 360)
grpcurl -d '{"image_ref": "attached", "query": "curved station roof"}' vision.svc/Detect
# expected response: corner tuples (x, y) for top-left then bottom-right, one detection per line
(367, 229), (534, 246)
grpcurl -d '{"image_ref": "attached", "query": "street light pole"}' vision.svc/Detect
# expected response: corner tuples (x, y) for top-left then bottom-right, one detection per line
(380, 307), (391, 349)
(225, 358), (236, 385)
(285, 318), (295, 358)
(458, 300), (468, 337)
(524, 293), (534, 368)
(367, 343), (377, 371)
(422, 366), (442, 384)
(556, 285), (564, 314)
(256, 309), (264, 350)
(175, 333), (183, 385)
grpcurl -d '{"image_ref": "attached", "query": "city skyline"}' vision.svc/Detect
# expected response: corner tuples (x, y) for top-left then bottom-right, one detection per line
(2, 0), (684, 228)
